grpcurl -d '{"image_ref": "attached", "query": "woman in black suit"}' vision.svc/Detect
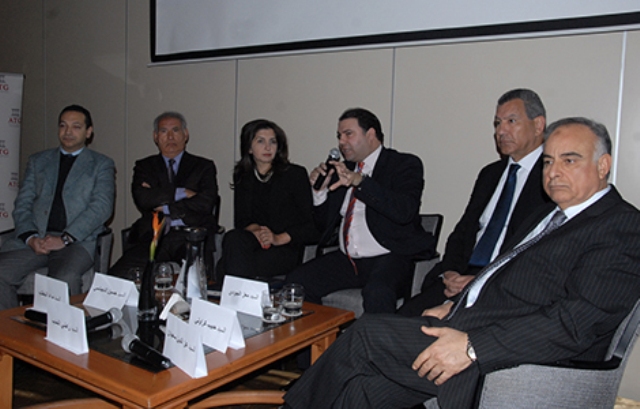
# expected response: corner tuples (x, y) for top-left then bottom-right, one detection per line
(216, 119), (318, 284)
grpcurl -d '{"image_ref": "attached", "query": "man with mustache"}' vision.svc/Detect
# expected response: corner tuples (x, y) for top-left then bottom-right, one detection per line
(400, 88), (551, 316)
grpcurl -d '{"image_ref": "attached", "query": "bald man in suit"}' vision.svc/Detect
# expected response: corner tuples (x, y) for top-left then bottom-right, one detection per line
(283, 117), (640, 409)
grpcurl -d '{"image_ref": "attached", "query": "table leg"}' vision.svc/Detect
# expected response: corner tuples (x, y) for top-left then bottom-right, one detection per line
(310, 331), (337, 363)
(0, 352), (14, 408)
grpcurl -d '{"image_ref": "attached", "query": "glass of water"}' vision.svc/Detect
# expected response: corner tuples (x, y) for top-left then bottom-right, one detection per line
(261, 290), (284, 323)
(281, 283), (304, 317)
(154, 262), (174, 310)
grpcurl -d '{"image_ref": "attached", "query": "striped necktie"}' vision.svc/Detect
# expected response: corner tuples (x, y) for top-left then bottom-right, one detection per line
(446, 210), (567, 319)
(342, 162), (364, 273)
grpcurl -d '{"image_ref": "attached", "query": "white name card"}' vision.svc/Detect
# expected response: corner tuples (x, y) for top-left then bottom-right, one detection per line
(220, 276), (269, 318)
(163, 313), (207, 378)
(84, 273), (137, 311)
(45, 303), (89, 355)
(33, 274), (70, 313)
(190, 298), (245, 353)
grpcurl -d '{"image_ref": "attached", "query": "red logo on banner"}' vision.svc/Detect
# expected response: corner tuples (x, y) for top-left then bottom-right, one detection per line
(0, 83), (8, 92)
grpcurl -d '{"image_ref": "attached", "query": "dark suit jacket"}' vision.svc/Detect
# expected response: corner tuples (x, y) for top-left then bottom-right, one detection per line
(439, 187), (640, 408)
(233, 163), (319, 247)
(315, 147), (434, 258)
(129, 151), (218, 243)
(431, 155), (550, 279)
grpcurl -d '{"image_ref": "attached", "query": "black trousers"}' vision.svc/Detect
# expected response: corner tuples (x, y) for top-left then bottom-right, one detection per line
(283, 314), (444, 408)
(215, 228), (302, 283)
(285, 250), (413, 314)
(284, 314), (482, 409)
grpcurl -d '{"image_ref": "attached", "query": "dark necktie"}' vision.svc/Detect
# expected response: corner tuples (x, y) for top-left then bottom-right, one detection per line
(469, 163), (521, 267)
(342, 162), (364, 273)
(167, 158), (176, 184)
(446, 210), (567, 319)
(47, 153), (77, 233)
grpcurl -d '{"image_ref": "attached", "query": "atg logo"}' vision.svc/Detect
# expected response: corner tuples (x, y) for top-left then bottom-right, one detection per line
(0, 76), (8, 92)
(0, 203), (9, 219)
(8, 172), (18, 189)
(8, 109), (20, 126)
(0, 140), (8, 156)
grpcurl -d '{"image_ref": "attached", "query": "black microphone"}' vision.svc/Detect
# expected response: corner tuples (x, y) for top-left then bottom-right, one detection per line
(121, 333), (172, 369)
(85, 307), (124, 331)
(25, 308), (123, 332)
(313, 148), (341, 190)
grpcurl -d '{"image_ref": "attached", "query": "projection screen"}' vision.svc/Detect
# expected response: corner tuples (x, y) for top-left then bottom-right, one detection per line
(152, 1), (640, 64)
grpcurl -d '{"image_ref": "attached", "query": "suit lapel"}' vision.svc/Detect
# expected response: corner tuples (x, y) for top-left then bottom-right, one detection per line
(64, 149), (91, 188)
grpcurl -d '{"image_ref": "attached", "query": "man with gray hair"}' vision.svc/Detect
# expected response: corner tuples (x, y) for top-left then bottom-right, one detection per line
(399, 88), (552, 316)
(283, 117), (640, 408)
(109, 112), (218, 277)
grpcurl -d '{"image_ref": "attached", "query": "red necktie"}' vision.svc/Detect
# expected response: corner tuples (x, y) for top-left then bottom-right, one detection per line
(342, 162), (364, 273)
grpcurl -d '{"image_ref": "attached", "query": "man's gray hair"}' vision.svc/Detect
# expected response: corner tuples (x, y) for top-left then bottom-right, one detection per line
(544, 117), (612, 161)
(497, 88), (546, 121)
(153, 111), (188, 133)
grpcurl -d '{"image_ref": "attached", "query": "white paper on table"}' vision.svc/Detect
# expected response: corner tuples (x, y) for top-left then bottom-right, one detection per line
(33, 274), (70, 312)
(190, 298), (245, 353)
(163, 313), (207, 378)
(83, 273), (136, 310)
(219, 276), (269, 318)
(45, 303), (89, 355)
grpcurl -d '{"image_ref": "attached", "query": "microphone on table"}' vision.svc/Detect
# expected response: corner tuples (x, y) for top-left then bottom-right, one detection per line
(121, 333), (172, 370)
(313, 148), (341, 190)
(85, 307), (123, 331)
(24, 307), (123, 332)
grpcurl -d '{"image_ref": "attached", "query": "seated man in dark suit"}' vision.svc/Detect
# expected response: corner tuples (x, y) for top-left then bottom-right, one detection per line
(399, 88), (551, 316)
(283, 117), (640, 409)
(109, 112), (218, 278)
(0, 105), (115, 310)
(285, 108), (434, 313)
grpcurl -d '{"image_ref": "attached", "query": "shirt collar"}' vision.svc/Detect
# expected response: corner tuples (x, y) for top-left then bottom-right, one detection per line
(360, 145), (383, 175)
(508, 145), (542, 172)
(163, 150), (185, 167)
(558, 184), (611, 221)
(60, 147), (84, 157)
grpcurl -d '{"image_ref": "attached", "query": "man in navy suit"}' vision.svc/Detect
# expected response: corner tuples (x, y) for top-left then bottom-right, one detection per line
(0, 105), (115, 310)
(283, 117), (640, 408)
(109, 112), (218, 278)
(399, 88), (551, 316)
(285, 108), (434, 313)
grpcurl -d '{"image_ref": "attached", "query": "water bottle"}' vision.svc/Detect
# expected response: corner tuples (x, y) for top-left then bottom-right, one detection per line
(181, 227), (209, 304)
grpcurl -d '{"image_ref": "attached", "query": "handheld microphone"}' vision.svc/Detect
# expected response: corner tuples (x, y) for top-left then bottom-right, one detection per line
(313, 148), (341, 190)
(86, 307), (123, 331)
(121, 333), (172, 369)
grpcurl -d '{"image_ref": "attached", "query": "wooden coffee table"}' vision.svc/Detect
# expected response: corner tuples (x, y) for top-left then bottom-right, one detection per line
(0, 300), (354, 408)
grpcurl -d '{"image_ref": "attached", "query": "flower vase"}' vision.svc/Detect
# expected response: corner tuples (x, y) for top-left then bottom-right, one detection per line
(137, 260), (157, 322)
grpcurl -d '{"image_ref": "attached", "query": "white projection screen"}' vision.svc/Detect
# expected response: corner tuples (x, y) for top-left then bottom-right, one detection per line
(151, 1), (640, 64)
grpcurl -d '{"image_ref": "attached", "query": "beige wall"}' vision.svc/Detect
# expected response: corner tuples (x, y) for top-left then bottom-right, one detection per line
(1, 0), (639, 399)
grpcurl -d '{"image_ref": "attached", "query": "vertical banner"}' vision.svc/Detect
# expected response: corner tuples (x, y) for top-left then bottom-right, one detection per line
(0, 73), (23, 233)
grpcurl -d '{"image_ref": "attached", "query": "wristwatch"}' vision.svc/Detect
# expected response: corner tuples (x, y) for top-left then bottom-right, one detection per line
(61, 233), (75, 247)
(466, 339), (478, 362)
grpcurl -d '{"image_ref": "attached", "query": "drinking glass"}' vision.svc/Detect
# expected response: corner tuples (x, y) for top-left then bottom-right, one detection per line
(281, 283), (304, 317)
(154, 262), (174, 310)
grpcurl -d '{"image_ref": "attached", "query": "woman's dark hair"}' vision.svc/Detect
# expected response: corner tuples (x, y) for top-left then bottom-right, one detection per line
(233, 119), (290, 186)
